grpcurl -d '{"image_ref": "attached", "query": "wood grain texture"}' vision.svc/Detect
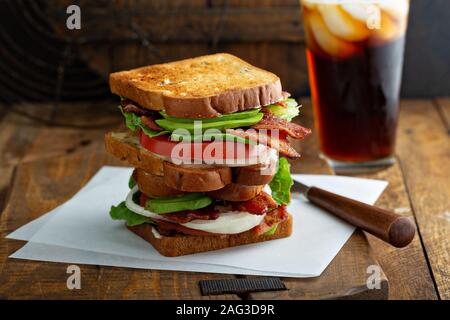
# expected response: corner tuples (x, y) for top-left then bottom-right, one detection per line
(395, 100), (450, 299)
(46, 1), (304, 42)
(0, 142), (238, 300)
(435, 98), (450, 130)
(0, 165), (15, 216)
(0, 101), (388, 299)
(247, 102), (388, 300)
(300, 99), (438, 300)
(247, 230), (388, 300)
(351, 162), (438, 300)
(43, 0), (309, 97)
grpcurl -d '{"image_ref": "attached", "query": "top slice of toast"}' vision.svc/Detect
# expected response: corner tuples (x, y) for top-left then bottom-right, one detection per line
(109, 53), (283, 118)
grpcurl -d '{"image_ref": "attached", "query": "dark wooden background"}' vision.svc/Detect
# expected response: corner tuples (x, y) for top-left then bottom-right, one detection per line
(49, 0), (450, 97)
(0, 0), (448, 106)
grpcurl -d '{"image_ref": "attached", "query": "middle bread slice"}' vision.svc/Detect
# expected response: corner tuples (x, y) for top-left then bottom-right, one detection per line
(106, 131), (277, 193)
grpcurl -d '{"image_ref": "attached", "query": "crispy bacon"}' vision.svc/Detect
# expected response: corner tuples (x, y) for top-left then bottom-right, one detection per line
(233, 191), (278, 215)
(252, 112), (311, 140)
(155, 220), (219, 237)
(141, 115), (164, 131)
(163, 206), (220, 224)
(253, 205), (288, 235)
(227, 128), (301, 158)
(121, 100), (164, 131)
(122, 103), (153, 116)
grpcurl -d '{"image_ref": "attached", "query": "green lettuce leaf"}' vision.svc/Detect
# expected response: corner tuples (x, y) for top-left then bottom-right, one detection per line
(269, 157), (293, 205)
(155, 113), (263, 133)
(145, 192), (213, 214)
(128, 175), (136, 189)
(264, 224), (278, 236)
(160, 108), (261, 123)
(109, 201), (151, 226)
(170, 132), (255, 145)
(266, 98), (300, 121)
(118, 106), (169, 138)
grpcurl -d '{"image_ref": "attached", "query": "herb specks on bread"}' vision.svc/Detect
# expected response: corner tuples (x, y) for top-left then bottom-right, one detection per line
(110, 53), (283, 118)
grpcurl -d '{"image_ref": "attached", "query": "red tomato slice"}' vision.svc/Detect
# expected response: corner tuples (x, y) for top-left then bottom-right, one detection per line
(140, 133), (181, 159)
(140, 132), (269, 163)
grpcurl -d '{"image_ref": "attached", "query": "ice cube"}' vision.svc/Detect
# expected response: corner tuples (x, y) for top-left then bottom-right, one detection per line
(372, 12), (399, 41)
(378, 0), (409, 19)
(340, 2), (371, 22)
(317, 4), (369, 42)
(308, 10), (358, 58)
(301, 0), (317, 10)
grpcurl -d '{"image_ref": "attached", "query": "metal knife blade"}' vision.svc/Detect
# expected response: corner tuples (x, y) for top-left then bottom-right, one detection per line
(291, 180), (311, 201)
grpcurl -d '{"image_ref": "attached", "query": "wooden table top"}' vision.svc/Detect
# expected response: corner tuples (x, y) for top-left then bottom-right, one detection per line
(0, 98), (448, 300)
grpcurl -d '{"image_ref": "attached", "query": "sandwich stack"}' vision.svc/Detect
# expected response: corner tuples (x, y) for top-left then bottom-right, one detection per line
(105, 53), (311, 256)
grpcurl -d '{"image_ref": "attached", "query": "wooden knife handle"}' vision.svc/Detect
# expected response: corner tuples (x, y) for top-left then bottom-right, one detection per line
(307, 187), (415, 248)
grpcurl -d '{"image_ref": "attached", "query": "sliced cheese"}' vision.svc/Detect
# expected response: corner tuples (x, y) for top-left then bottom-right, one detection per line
(125, 186), (265, 234)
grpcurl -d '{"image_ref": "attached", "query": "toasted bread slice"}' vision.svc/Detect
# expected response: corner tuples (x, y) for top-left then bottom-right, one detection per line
(135, 167), (265, 200)
(163, 162), (231, 192)
(110, 53), (283, 118)
(106, 132), (276, 192)
(128, 214), (292, 257)
(234, 162), (277, 186)
(106, 132), (232, 192)
(134, 169), (183, 197)
(105, 132), (164, 176)
(207, 183), (264, 202)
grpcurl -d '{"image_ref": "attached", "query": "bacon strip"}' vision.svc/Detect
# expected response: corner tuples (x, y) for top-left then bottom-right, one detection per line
(141, 115), (164, 131)
(232, 191), (278, 215)
(227, 128), (301, 158)
(252, 112), (311, 140)
(121, 101), (164, 131)
(253, 205), (288, 235)
(163, 206), (220, 224)
(155, 220), (219, 237)
(122, 103), (153, 116)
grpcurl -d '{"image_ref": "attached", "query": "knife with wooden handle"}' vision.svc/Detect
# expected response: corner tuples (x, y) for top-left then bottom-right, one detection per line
(292, 180), (416, 248)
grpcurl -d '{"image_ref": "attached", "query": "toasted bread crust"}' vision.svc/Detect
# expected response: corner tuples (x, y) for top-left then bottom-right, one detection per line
(207, 183), (264, 202)
(110, 53), (283, 118)
(105, 132), (164, 175)
(128, 214), (293, 257)
(134, 169), (183, 197)
(163, 162), (232, 192)
(106, 132), (277, 192)
(233, 162), (277, 186)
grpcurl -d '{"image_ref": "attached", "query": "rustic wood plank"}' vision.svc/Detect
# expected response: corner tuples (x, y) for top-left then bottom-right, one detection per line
(0, 101), (387, 299)
(288, 99), (437, 300)
(395, 99), (450, 300)
(0, 102), (120, 166)
(78, 42), (309, 98)
(211, 0), (299, 7)
(0, 165), (15, 217)
(0, 104), (238, 299)
(46, 5), (304, 42)
(247, 230), (388, 300)
(351, 162), (438, 299)
(0, 145), (238, 299)
(247, 100), (388, 300)
(0, 105), (15, 215)
(435, 98), (450, 130)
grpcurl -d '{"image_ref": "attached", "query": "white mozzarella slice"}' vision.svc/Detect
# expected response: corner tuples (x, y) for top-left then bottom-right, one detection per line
(125, 186), (265, 234)
(182, 211), (265, 234)
(125, 186), (171, 222)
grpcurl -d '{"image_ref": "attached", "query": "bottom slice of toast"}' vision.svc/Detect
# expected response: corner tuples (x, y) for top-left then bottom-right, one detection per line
(128, 214), (293, 257)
